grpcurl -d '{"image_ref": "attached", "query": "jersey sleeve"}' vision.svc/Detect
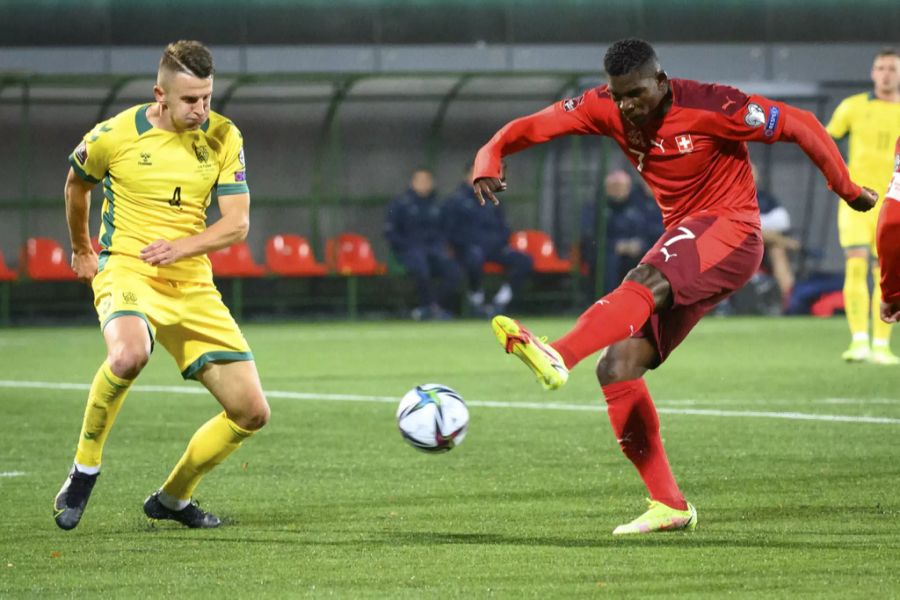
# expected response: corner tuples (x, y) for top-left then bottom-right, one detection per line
(68, 120), (116, 184)
(692, 93), (788, 144)
(778, 104), (861, 202)
(216, 122), (249, 197)
(825, 97), (852, 140)
(473, 89), (611, 181)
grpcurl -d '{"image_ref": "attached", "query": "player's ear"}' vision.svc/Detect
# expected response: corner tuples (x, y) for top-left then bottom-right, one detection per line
(655, 70), (668, 91)
(153, 84), (166, 105)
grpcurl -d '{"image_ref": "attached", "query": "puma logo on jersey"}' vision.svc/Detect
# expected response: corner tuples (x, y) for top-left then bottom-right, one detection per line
(660, 247), (677, 262)
(721, 98), (736, 111)
(650, 138), (665, 153)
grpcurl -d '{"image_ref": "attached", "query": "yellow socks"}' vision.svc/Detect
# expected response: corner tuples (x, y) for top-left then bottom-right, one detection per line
(161, 412), (254, 502)
(843, 256), (869, 340)
(872, 264), (893, 345)
(74, 362), (134, 469)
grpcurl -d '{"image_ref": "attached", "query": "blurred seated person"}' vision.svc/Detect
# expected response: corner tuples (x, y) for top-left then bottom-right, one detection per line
(753, 162), (801, 306)
(443, 162), (532, 315)
(385, 167), (461, 320)
(580, 169), (663, 294)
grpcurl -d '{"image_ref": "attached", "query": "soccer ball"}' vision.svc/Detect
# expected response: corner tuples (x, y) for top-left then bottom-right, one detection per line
(396, 384), (469, 453)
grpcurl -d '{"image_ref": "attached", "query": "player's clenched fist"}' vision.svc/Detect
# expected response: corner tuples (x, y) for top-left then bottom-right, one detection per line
(847, 186), (878, 212)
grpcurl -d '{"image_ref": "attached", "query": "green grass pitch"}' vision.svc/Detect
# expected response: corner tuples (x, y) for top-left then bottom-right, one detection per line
(1, 317), (899, 598)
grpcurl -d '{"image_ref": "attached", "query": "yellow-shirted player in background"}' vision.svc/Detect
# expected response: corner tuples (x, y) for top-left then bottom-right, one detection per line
(54, 41), (270, 530)
(827, 48), (900, 364)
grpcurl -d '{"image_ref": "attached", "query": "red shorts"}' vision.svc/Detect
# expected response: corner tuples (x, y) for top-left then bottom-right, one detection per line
(634, 214), (763, 366)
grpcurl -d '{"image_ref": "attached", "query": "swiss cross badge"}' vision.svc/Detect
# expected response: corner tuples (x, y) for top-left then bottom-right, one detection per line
(675, 134), (694, 153)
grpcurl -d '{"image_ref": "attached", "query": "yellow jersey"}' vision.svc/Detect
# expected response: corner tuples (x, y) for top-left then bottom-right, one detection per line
(826, 92), (900, 192)
(69, 104), (249, 282)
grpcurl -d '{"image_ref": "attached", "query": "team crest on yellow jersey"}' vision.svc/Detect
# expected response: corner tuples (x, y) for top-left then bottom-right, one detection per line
(192, 142), (210, 163)
(122, 291), (138, 305)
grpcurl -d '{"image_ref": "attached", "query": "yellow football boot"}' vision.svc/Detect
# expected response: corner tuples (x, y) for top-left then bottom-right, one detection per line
(491, 315), (569, 390)
(612, 499), (697, 535)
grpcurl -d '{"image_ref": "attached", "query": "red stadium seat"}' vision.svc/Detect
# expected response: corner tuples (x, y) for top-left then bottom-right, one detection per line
(209, 241), (266, 278)
(265, 234), (327, 276)
(326, 233), (386, 276)
(483, 261), (503, 274)
(0, 250), (17, 281)
(811, 290), (845, 318)
(22, 237), (77, 281)
(510, 230), (572, 274)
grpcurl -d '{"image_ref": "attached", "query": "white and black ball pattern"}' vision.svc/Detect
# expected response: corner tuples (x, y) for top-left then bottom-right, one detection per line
(396, 384), (469, 453)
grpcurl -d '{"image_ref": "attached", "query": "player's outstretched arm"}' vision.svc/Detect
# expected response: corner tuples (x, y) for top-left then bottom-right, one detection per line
(473, 98), (603, 205)
(778, 104), (876, 212)
(64, 167), (98, 285)
(140, 193), (250, 266)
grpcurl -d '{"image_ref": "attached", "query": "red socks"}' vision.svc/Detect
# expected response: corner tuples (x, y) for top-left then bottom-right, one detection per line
(552, 281), (655, 369)
(602, 378), (687, 510)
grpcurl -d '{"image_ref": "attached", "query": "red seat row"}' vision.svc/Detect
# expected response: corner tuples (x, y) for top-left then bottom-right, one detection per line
(1, 229), (573, 281)
(211, 233), (387, 278)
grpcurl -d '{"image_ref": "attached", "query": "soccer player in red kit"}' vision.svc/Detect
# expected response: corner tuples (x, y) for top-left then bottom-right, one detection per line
(474, 39), (878, 535)
(877, 136), (900, 324)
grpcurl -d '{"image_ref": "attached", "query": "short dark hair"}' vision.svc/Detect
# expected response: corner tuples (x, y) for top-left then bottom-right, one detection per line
(159, 40), (214, 78)
(603, 38), (658, 77)
(875, 47), (899, 60)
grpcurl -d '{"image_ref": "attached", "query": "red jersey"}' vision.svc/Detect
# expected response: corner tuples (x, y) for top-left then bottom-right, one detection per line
(876, 136), (900, 303)
(474, 78), (860, 230)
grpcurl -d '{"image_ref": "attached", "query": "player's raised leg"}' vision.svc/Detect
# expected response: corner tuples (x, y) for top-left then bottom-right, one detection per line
(491, 274), (659, 390)
(54, 315), (150, 530)
(144, 360), (269, 528)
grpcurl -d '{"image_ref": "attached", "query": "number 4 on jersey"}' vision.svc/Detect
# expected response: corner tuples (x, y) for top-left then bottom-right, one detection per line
(169, 186), (182, 208)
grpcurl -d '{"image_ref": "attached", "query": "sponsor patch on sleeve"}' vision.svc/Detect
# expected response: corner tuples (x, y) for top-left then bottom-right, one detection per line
(74, 141), (88, 165)
(234, 170), (246, 182)
(764, 106), (780, 137)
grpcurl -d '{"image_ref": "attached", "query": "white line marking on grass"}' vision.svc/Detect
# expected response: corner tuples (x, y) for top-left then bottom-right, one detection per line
(0, 471), (25, 478)
(817, 397), (900, 405)
(2, 379), (900, 425)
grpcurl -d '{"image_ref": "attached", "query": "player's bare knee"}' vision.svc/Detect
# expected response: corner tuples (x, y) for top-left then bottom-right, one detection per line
(233, 396), (270, 431)
(249, 399), (271, 430)
(107, 346), (149, 379)
(624, 264), (671, 309)
(595, 354), (635, 386)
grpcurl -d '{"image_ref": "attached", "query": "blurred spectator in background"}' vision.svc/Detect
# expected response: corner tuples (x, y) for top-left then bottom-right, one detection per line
(753, 162), (800, 308)
(580, 169), (663, 295)
(385, 168), (461, 320)
(443, 163), (532, 315)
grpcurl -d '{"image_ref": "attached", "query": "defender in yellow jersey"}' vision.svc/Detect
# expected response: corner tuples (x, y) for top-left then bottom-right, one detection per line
(54, 41), (270, 530)
(826, 48), (900, 365)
